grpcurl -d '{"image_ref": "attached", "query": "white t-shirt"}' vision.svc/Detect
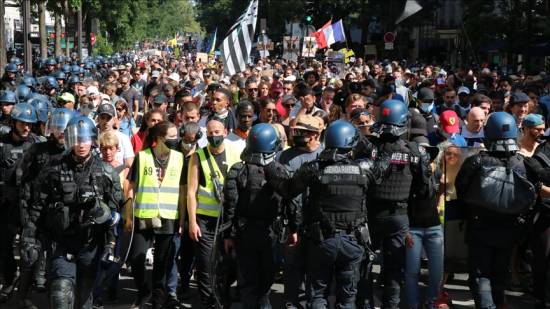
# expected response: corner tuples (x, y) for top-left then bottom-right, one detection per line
(101, 130), (134, 164)
(226, 132), (247, 154)
(289, 101), (322, 119)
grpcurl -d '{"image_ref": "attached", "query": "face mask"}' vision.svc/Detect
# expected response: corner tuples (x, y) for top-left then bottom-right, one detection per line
(164, 138), (179, 150)
(181, 142), (196, 152)
(208, 135), (224, 148)
(238, 123), (250, 131)
(395, 79), (404, 87)
(420, 102), (434, 114)
(293, 135), (308, 147)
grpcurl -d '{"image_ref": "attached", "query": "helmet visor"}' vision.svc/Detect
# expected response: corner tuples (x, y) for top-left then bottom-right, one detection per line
(64, 123), (94, 148)
(46, 111), (72, 136)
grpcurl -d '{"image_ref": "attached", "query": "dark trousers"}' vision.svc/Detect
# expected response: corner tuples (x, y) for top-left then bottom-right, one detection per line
(235, 224), (276, 309)
(48, 242), (99, 309)
(306, 234), (364, 309)
(468, 225), (519, 309)
(130, 229), (175, 304)
(283, 236), (307, 305)
(0, 226), (16, 287)
(532, 215), (550, 304)
(361, 214), (409, 309)
(194, 214), (218, 309)
(179, 223), (195, 293)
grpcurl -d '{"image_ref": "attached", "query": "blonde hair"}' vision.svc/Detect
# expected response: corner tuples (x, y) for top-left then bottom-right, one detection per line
(99, 131), (119, 149)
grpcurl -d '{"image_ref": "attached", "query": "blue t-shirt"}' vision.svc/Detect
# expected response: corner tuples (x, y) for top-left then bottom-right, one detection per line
(118, 117), (136, 138)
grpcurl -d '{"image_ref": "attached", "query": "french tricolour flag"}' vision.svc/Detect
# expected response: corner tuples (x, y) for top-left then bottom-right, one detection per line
(313, 19), (346, 49)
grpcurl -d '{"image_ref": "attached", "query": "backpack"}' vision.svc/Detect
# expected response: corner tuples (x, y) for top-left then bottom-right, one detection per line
(463, 154), (536, 215)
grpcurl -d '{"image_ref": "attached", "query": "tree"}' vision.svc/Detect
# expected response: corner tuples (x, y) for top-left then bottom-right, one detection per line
(0, 0), (6, 75)
(38, 0), (47, 59)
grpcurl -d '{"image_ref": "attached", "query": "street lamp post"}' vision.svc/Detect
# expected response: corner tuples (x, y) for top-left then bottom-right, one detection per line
(23, 0), (32, 73)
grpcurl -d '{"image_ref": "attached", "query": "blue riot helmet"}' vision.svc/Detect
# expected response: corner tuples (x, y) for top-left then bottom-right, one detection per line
(42, 76), (59, 90)
(71, 65), (81, 75)
(64, 115), (97, 148)
(10, 57), (23, 66)
(68, 75), (80, 84)
(79, 67), (85, 75)
(45, 58), (57, 66)
(56, 55), (65, 64)
(22, 76), (37, 90)
(373, 99), (409, 137)
(84, 62), (94, 70)
(29, 98), (51, 123)
(247, 123), (280, 153)
(484, 111), (519, 152)
(54, 71), (66, 81)
(45, 108), (74, 136)
(5, 63), (18, 73)
(16, 84), (31, 102)
(324, 120), (360, 150)
(11, 103), (38, 124)
(62, 64), (72, 73)
(0, 90), (18, 105)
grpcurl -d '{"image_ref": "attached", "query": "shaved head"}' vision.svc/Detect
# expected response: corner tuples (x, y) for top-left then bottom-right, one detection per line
(466, 107), (485, 133)
(206, 118), (227, 137)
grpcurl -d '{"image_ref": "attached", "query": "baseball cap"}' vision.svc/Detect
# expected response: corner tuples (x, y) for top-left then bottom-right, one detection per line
(151, 70), (160, 78)
(97, 103), (116, 117)
(439, 110), (460, 134)
(86, 86), (99, 96)
(58, 92), (75, 103)
(271, 81), (283, 93)
(292, 114), (323, 132)
(457, 86), (470, 95)
(168, 73), (180, 83)
(409, 109), (428, 136)
(282, 95), (296, 104)
(523, 113), (545, 128)
(417, 87), (434, 101)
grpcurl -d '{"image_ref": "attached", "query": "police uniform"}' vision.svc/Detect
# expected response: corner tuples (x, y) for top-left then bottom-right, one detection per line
(17, 139), (67, 305)
(268, 118), (387, 309)
(223, 158), (287, 308)
(0, 131), (41, 302)
(36, 152), (122, 309)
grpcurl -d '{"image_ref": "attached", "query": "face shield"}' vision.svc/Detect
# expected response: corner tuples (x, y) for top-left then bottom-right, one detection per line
(45, 110), (73, 136)
(64, 119), (96, 149)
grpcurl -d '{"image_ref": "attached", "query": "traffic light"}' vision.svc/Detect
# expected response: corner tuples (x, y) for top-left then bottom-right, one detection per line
(305, 0), (314, 24)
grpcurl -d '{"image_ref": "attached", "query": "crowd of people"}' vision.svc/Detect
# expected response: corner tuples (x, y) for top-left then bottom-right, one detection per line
(0, 47), (549, 309)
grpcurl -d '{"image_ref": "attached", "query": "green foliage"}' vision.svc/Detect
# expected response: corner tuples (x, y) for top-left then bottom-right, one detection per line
(91, 32), (113, 55)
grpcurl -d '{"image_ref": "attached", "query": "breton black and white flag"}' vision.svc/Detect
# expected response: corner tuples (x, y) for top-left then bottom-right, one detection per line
(221, 0), (258, 76)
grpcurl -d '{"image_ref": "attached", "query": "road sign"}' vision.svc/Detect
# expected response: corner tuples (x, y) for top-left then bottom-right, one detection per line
(383, 32), (396, 43)
(384, 42), (394, 50)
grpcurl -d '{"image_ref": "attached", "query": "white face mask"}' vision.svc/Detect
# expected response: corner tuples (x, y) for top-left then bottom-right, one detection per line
(181, 142), (195, 152)
(420, 102), (434, 114)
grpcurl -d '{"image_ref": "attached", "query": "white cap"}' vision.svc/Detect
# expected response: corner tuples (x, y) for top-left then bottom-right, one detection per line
(283, 75), (296, 82)
(151, 70), (160, 78)
(168, 72), (180, 83)
(458, 86), (470, 95)
(86, 86), (99, 96)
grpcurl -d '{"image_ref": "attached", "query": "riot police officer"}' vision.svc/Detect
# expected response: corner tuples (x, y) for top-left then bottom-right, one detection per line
(223, 123), (287, 308)
(28, 116), (122, 308)
(363, 99), (431, 309)
(1, 63), (18, 91)
(0, 90), (18, 134)
(266, 120), (386, 308)
(0, 103), (42, 303)
(29, 98), (51, 139)
(456, 112), (535, 309)
(17, 108), (74, 308)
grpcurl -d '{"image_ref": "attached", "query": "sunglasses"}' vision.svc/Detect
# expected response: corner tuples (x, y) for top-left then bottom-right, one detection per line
(248, 88), (258, 92)
(284, 103), (295, 108)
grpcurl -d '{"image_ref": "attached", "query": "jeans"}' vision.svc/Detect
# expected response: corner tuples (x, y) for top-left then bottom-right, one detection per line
(467, 224), (520, 309)
(306, 234), (364, 309)
(166, 234), (181, 295)
(405, 225), (444, 308)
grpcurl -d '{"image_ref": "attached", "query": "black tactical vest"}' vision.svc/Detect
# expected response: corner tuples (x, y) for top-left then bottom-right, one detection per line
(236, 163), (281, 221)
(308, 161), (368, 230)
(369, 139), (414, 202)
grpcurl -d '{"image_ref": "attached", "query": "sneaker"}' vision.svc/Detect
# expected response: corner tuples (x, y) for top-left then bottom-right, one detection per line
(130, 295), (149, 309)
(165, 293), (181, 309)
(0, 281), (17, 303)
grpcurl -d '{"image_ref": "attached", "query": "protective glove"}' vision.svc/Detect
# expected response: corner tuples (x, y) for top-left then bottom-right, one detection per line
(100, 243), (116, 267)
(20, 224), (40, 267)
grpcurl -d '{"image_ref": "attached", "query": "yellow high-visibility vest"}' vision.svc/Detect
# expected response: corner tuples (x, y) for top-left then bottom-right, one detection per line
(135, 148), (183, 219)
(196, 142), (241, 217)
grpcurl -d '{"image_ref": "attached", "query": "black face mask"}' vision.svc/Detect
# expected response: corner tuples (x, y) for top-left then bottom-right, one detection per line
(238, 123), (250, 131)
(207, 135), (224, 148)
(293, 135), (308, 147)
(164, 138), (179, 150)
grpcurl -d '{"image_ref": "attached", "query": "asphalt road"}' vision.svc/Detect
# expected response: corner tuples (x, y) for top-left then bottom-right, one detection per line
(0, 265), (535, 309)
